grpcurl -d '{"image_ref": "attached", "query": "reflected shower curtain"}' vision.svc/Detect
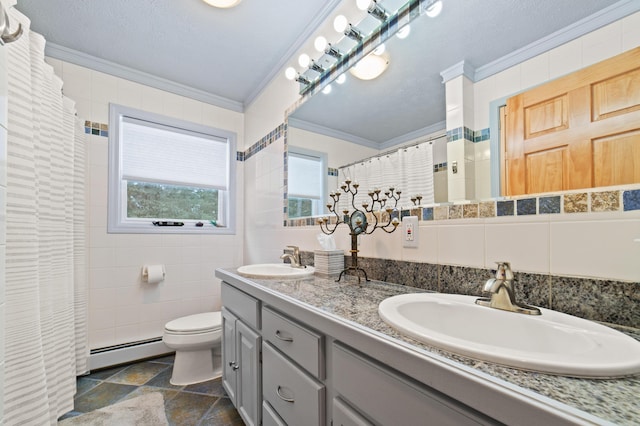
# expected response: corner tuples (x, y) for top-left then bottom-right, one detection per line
(337, 140), (435, 211)
(4, 8), (88, 425)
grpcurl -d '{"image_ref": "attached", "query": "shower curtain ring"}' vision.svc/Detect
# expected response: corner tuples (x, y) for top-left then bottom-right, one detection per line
(0, 5), (23, 45)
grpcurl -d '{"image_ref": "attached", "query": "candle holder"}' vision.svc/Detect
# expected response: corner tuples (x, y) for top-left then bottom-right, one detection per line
(318, 178), (401, 282)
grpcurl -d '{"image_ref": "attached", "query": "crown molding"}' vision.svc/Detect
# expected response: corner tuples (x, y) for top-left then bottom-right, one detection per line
(287, 116), (379, 149)
(243, 0), (343, 108)
(440, 61), (476, 84)
(45, 42), (244, 113)
(474, 0), (640, 82)
(379, 121), (446, 150)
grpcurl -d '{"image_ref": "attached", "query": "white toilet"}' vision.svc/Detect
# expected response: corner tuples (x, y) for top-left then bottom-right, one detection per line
(162, 311), (222, 385)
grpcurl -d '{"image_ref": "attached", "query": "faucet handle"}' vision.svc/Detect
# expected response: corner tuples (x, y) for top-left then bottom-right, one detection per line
(494, 261), (513, 280)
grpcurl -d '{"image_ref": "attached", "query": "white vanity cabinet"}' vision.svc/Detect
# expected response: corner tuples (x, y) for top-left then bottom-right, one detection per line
(221, 283), (262, 426)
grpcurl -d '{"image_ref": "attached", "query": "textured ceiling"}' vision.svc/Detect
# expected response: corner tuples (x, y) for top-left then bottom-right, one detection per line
(15, 0), (338, 107)
(289, 0), (633, 147)
(14, 0), (638, 139)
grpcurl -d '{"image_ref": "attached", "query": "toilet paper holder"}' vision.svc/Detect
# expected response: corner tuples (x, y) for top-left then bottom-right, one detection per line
(142, 264), (166, 283)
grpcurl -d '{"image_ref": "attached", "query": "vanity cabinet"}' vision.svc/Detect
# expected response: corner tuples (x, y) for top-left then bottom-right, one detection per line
(332, 343), (494, 426)
(261, 306), (325, 425)
(221, 283), (262, 426)
(218, 273), (593, 426)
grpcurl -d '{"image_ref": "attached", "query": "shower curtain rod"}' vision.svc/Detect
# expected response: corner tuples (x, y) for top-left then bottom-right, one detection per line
(0, 3), (24, 45)
(338, 132), (446, 170)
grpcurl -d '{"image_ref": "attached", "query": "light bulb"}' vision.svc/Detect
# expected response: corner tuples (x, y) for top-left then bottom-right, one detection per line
(336, 74), (346, 84)
(396, 25), (410, 39)
(298, 53), (310, 68)
(202, 0), (241, 8)
(314, 36), (328, 52)
(333, 15), (348, 33)
(356, 0), (371, 11)
(285, 67), (297, 80)
(425, 0), (443, 18)
(322, 84), (332, 95)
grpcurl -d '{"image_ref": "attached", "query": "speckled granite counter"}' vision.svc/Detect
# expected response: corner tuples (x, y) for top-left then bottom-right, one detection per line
(216, 269), (640, 425)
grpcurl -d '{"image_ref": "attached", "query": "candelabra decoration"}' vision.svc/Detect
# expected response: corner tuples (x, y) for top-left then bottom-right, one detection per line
(318, 178), (401, 282)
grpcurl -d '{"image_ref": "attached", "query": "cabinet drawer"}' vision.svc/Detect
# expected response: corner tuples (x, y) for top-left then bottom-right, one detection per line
(222, 282), (260, 329)
(333, 397), (373, 426)
(262, 401), (286, 426)
(262, 306), (324, 378)
(332, 343), (491, 426)
(263, 342), (325, 426)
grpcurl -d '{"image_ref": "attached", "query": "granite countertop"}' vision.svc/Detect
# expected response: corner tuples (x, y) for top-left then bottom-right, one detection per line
(218, 269), (640, 425)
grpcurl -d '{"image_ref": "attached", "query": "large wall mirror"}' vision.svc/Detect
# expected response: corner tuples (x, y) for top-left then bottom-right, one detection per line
(284, 0), (635, 220)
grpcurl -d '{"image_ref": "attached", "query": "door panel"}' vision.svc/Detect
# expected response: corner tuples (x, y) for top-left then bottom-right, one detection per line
(504, 47), (640, 196)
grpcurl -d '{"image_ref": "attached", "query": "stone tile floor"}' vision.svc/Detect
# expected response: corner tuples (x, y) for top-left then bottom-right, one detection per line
(59, 354), (244, 425)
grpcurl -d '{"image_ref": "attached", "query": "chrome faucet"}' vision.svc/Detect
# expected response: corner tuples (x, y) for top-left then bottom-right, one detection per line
(475, 262), (541, 315)
(280, 245), (305, 269)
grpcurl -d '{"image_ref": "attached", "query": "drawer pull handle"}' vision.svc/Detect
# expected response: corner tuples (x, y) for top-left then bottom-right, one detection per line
(229, 361), (239, 371)
(275, 330), (294, 342)
(276, 386), (295, 403)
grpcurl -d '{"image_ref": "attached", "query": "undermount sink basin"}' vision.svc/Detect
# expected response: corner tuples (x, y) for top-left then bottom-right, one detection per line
(378, 293), (640, 378)
(237, 263), (315, 279)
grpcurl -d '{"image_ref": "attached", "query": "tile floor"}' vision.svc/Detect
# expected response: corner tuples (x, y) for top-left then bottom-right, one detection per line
(59, 354), (244, 425)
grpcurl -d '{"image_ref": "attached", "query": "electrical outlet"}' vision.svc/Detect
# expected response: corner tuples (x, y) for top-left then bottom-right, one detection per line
(402, 216), (419, 248)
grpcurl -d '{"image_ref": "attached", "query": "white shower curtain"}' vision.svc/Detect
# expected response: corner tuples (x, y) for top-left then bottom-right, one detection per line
(4, 8), (88, 425)
(337, 140), (435, 212)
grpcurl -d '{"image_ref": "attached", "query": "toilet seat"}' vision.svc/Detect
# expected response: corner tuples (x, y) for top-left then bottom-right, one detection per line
(164, 312), (222, 335)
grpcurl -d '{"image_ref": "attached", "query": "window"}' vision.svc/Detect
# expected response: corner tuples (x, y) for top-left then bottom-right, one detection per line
(108, 104), (236, 234)
(287, 147), (327, 218)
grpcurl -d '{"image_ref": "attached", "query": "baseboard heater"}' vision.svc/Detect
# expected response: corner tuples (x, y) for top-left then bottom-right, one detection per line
(89, 337), (172, 371)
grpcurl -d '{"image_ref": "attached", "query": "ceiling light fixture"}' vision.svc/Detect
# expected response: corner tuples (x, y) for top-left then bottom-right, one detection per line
(425, 0), (443, 18)
(324, 43), (343, 59)
(298, 53), (311, 68)
(334, 15), (363, 41)
(349, 53), (388, 80)
(357, 0), (389, 22)
(285, 67), (297, 80)
(309, 60), (325, 74)
(202, 0), (241, 8)
(314, 36), (328, 52)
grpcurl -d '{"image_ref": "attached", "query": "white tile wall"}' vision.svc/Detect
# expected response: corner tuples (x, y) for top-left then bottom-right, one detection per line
(55, 61), (245, 350)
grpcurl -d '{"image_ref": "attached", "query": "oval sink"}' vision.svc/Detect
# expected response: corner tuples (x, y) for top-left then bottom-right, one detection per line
(237, 263), (315, 279)
(378, 293), (640, 378)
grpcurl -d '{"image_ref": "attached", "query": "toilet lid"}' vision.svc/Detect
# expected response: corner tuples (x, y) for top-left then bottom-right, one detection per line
(165, 312), (222, 333)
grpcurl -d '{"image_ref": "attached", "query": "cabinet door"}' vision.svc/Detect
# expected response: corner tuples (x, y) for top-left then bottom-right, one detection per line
(222, 308), (238, 404)
(236, 320), (262, 426)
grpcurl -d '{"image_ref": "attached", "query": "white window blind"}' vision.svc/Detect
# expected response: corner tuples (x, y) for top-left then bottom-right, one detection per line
(289, 152), (323, 199)
(122, 117), (229, 190)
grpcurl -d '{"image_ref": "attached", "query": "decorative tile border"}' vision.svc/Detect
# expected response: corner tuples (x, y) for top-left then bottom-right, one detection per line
(243, 123), (286, 161)
(286, 188), (640, 226)
(446, 126), (490, 143)
(84, 120), (108, 137)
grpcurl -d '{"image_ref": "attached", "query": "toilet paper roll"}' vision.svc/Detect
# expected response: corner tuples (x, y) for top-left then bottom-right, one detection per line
(143, 264), (165, 284)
